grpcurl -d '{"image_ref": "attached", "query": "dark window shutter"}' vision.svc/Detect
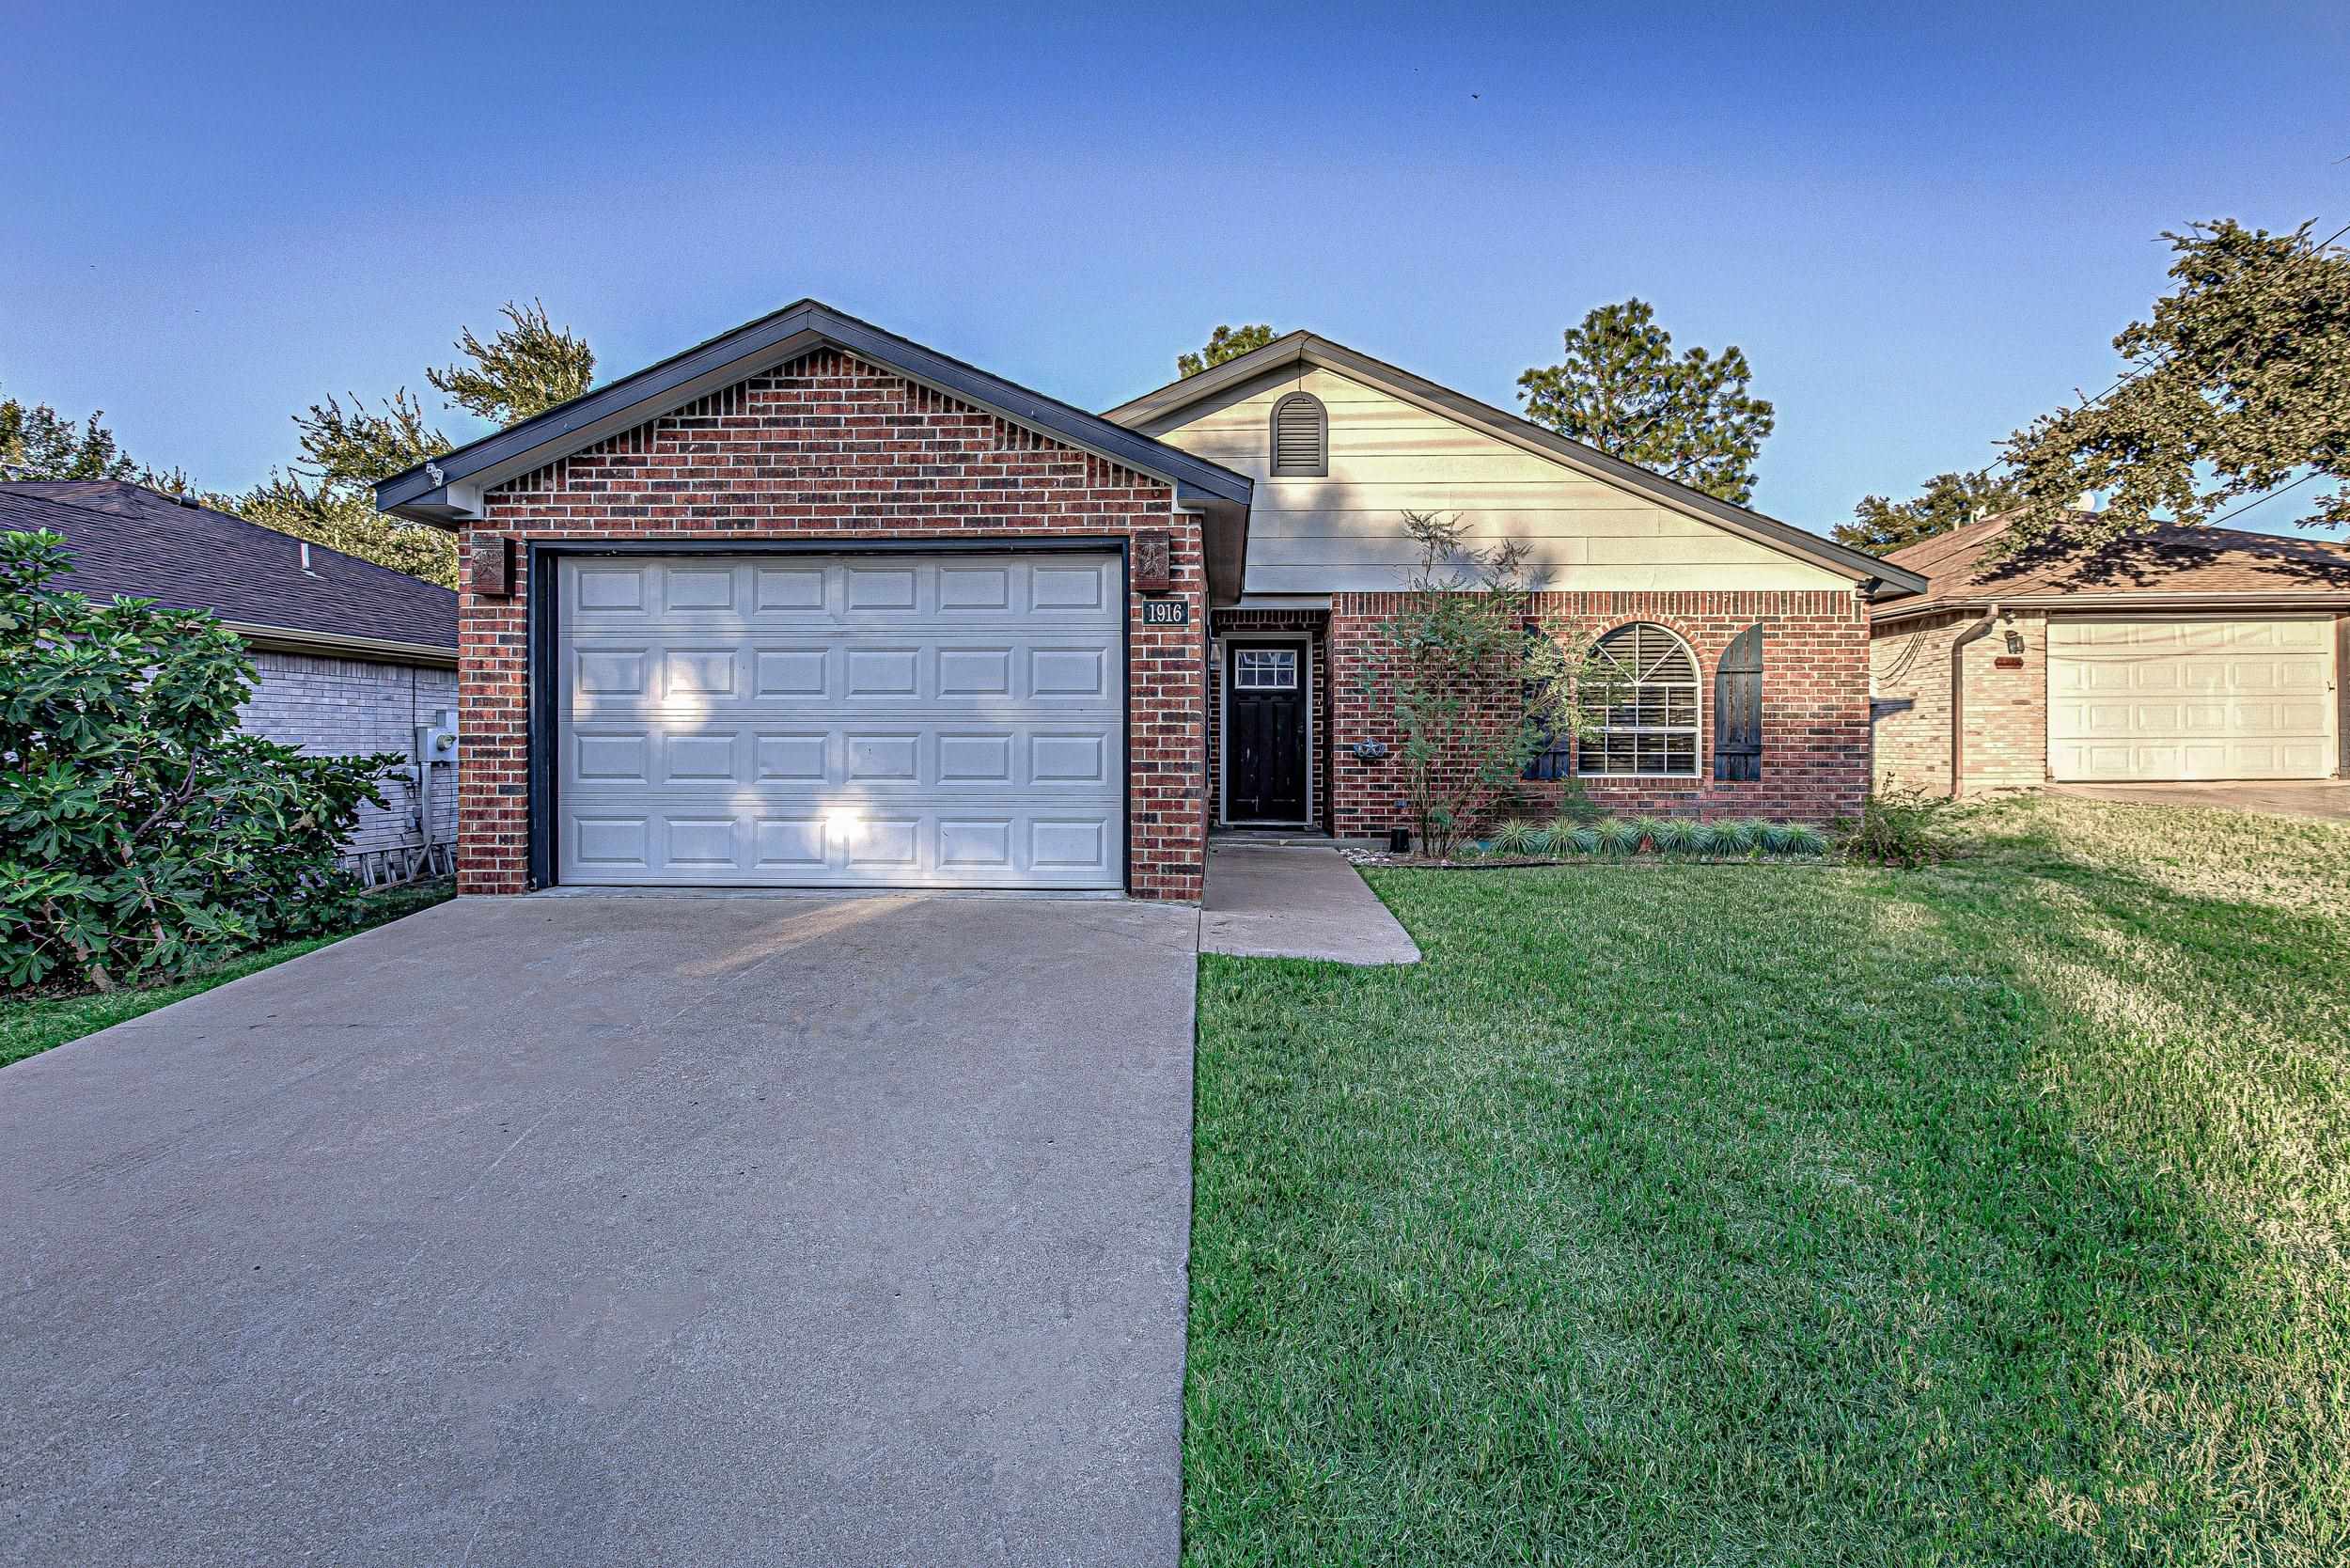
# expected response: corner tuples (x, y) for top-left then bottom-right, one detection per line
(1714, 623), (1763, 780)
(1269, 393), (1327, 477)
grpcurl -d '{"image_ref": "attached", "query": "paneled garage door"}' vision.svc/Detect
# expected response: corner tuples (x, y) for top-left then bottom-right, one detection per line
(2047, 616), (2338, 781)
(556, 553), (1125, 888)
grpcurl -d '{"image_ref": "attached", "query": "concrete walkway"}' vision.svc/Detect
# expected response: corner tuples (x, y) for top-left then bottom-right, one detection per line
(1198, 840), (1422, 965)
(1, 894), (1198, 1567)
(2046, 779), (2350, 823)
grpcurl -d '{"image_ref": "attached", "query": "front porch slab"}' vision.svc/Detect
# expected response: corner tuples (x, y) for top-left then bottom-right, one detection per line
(1199, 841), (1422, 965)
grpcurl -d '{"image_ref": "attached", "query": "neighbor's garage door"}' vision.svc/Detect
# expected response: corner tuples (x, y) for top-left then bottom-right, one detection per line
(2047, 616), (2338, 781)
(556, 553), (1125, 888)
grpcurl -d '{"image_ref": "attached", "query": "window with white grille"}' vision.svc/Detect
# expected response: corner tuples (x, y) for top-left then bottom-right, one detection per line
(1580, 622), (1700, 776)
(1232, 648), (1299, 689)
(1269, 392), (1327, 477)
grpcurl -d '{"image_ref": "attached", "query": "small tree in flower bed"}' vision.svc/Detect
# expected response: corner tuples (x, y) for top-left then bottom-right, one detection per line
(0, 530), (402, 991)
(1358, 510), (1590, 860)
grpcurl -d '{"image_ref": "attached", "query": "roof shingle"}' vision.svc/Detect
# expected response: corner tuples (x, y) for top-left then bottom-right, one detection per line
(0, 481), (456, 652)
(1876, 513), (2350, 620)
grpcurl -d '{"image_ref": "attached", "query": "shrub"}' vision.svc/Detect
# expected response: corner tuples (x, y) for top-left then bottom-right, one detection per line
(1652, 817), (1705, 856)
(1492, 819), (1547, 856)
(1835, 780), (1954, 868)
(1355, 512), (1592, 860)
(0, 530), (403, 991)
(1628, 816), (1669, 854)
(1781, 823), (1829, 856)
(1543, 817), (1583, 851)
(1592, 818), (1642, 857)
(1564, 825), (1603, 855)
(1707, 819), (1760, 857)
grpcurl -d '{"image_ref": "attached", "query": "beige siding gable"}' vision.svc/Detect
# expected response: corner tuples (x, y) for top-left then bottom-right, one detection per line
(1143, 364), (1848, 595)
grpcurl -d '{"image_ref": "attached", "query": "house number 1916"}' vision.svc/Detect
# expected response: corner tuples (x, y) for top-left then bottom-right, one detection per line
(1141, 600), (1190, 626)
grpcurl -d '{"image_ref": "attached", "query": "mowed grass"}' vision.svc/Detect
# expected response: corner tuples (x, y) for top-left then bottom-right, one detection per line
(1184, 795), (2350, 1565)
(0, 879), (454, 1069)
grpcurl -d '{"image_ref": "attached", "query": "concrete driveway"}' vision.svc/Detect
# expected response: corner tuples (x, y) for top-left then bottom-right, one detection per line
(0, 893), (1199, 1567)
(2045, 779), (2350, 822)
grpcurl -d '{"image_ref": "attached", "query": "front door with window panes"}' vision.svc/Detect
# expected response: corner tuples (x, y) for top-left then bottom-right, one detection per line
(1224, 642), (1308, 822)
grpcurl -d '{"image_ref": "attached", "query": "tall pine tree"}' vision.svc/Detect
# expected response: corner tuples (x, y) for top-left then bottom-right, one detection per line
(1177, 324), (1279, 378)
(1517, 299), (1775, 506)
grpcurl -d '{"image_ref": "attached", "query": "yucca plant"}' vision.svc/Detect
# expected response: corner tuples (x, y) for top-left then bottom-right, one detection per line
(1652, 816), (1705, 856)
(1565, 825), (1603, 855)
(1592, 818), (1642, 856)
(1628, 816), (1669, 855)
(1491, 819), (1545, 856)
(1758, 821), (1798, 855)
(1709, 818), (1760, 857)
(1544, 817), (1582, 852)
(1781, 823), (1829, 856)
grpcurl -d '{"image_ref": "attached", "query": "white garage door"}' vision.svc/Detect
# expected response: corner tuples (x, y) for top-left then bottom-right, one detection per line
(556, 553), (1125, 888)
(2047, 616), (2338, 781)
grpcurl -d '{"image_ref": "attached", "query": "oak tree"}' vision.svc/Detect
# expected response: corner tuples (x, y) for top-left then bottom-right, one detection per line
(1998, 220), (2350, 553)
(1834, 469), (2019, 555)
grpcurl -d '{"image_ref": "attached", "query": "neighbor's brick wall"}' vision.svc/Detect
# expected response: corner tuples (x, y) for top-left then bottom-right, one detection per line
(1207, 608), (1330, 830)
(1868, 609), (2047, 793)
(454, 348), (1207, 900)
(240, 651), (459, 859)
(1328, 588), (1872, 834)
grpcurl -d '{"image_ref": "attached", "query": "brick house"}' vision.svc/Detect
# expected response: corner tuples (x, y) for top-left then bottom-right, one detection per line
(1871, 514), (2350, 793)
(371, 303), (1920, 902)
(2, 480), (461, 871)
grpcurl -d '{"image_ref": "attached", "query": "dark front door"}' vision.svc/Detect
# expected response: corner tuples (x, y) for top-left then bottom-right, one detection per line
(1224, 641), (1308, 822)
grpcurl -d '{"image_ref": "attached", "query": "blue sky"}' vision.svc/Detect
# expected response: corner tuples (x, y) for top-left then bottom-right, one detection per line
(6, 1), (2345, 538)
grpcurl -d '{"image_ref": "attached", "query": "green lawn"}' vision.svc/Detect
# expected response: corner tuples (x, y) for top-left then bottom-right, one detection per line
(0, 879), (454, 1069)
(1185, 795), (2350, 1565)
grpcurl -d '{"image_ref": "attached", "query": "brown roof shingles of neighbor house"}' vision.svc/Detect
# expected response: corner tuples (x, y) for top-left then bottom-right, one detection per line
(1875, 511), (2350, 621)
(0, 480), (457, 660)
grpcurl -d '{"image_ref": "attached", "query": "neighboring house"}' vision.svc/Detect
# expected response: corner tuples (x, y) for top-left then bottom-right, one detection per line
(369, 301), (1925, 902)
(1870, 513), (2350, 792)
(0, 480), (461, 873)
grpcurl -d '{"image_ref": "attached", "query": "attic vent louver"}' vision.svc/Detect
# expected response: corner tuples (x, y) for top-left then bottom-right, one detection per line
(1269, 391), (1327, 478)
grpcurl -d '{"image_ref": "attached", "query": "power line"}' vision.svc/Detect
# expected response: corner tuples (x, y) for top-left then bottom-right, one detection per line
(2204, 470), (2324, 528)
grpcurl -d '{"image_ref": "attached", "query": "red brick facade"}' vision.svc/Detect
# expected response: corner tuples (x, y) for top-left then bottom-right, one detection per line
(1326, 588), (1873, 835)
(453, 349), (1208, 901)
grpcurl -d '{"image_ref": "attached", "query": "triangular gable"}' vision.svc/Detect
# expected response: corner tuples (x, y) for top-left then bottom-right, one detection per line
(376, 300), (1250, 523)
(1106, 332), (1924, 599)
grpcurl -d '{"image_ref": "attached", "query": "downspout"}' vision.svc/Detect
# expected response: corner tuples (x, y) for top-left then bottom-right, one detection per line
(1948, 606), (2000, 798)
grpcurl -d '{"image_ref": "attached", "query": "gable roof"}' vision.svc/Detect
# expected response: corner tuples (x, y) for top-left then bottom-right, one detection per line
(0, 481), (458, 663)
(1873, 513), (2350, 624)
(1104, 331), (1926, 601)
(371, 299), (1255, 602)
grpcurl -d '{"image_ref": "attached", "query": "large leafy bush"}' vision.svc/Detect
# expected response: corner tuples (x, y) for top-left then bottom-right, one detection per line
(0, 530), (401, 991)
(1356, 510), (1591, 859)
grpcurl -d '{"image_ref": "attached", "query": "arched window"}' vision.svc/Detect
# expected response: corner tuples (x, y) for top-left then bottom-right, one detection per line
(1269, 391), (1328, 477)
(1581, 622), (1700, 776)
